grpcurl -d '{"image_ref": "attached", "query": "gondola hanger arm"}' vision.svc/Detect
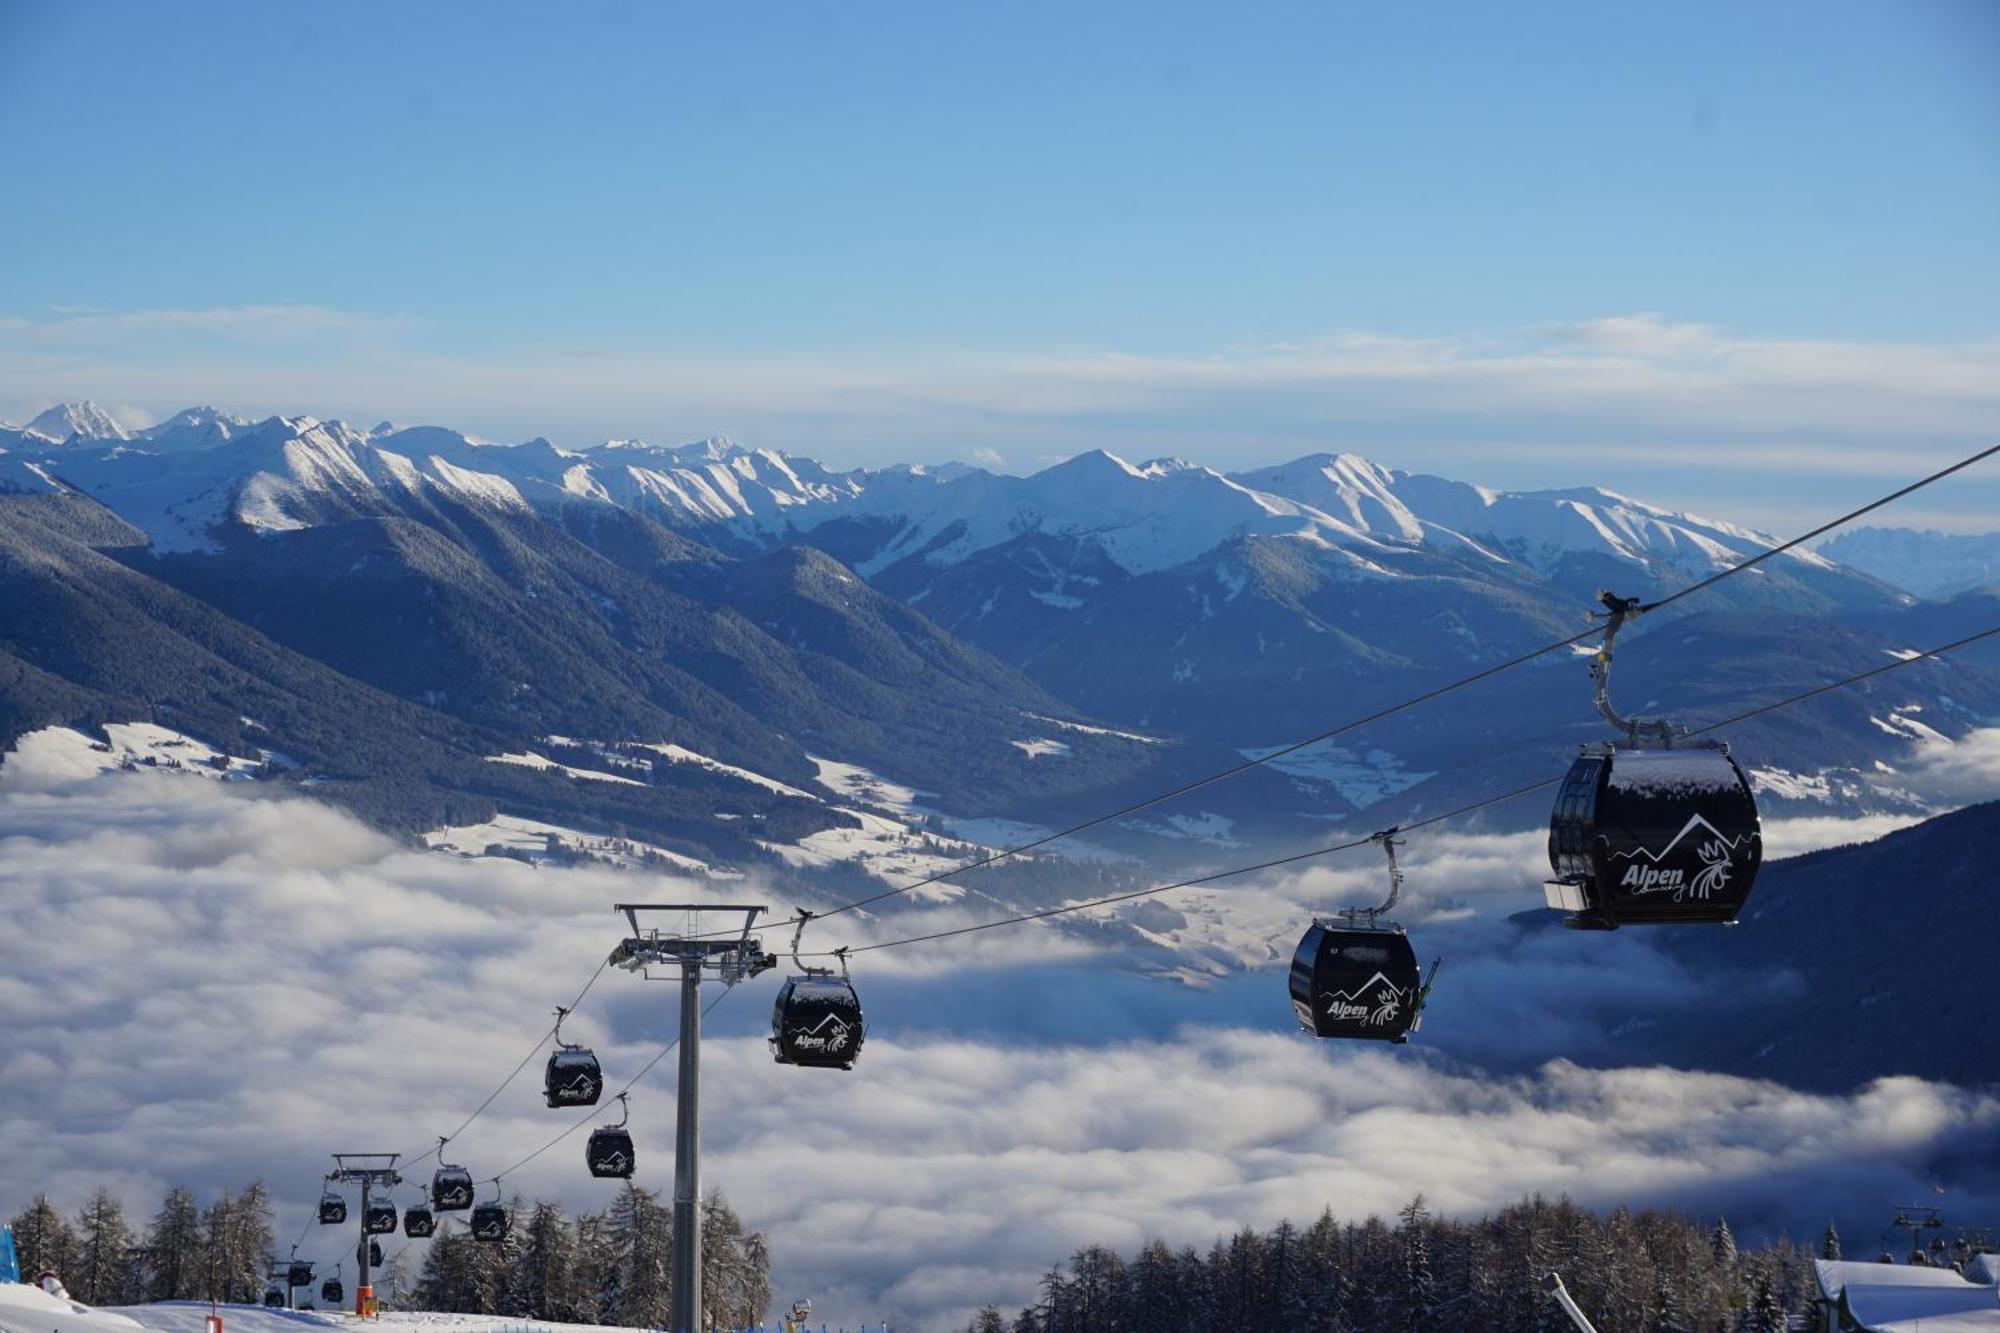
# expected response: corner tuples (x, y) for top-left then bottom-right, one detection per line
(1343, 827), (1405, 924)
(1590, 591), (1684, 746)
(790, 909), (834, 977)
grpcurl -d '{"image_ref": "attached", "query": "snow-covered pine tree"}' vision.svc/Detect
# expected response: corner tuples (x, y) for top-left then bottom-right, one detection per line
(227, 1181), (273, 1301)
(1396, 1197), (1438, 1333)
(144, 1187), (204, 1301)
(8, 1196), (77, 1283)
(601, 1182), (672, 1328)
(1650, 1262), (1691, 1333)
(701, 1194), (773, 1329)
(415, 1221), (491, 1314)
(1822, 1221), (1842, 1260)
(508, 1201), (574, 1319)
(73, 1188), (137, 1305)
(1736, 1268), (1785, 1333)
(1712, 1217), (1738, 1268)
(967, 1304), (1006, 1333)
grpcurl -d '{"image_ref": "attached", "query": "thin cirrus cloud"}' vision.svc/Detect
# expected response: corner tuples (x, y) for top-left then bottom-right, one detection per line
(3, 749), (1998, 1326)
(1, 305), (1997, 532)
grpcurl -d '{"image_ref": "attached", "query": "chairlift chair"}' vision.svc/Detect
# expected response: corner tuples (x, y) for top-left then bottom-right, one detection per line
(1290, 831), (1439, 1043)
(543, 1007), (604, 1108)
(1545, 594), (1763, 929)
(770, 916), (866, 1069)
(586, 1092), (636, 1179)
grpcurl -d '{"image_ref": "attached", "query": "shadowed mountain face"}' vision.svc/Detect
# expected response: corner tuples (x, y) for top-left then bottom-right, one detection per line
(1634, 799), (2000, 1091)
(2, 406), (1995, 869)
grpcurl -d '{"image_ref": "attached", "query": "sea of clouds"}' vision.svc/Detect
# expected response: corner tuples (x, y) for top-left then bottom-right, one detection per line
(2, 744), (1996, 1326)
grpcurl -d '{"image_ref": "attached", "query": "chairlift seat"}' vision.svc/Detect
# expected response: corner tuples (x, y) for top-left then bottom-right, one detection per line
(586, 1126), (636, 1179)
(543, 1047), (604, 1108)
(770, 974), (866, 1069)
(1545, 743), (1762, 928)
(1289, 922), (1424, 1042)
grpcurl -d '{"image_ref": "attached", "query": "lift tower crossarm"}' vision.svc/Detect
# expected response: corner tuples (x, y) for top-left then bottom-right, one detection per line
(610, 904), (775, 1333)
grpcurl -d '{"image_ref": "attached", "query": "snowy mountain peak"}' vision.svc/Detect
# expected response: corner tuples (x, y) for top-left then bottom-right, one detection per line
(25, 401), (130, 443)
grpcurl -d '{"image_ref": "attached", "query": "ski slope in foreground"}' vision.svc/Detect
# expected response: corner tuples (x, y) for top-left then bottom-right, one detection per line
(0, 1294), (658, 1333)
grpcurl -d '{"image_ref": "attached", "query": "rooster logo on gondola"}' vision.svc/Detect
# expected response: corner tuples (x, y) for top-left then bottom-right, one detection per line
(1688, 839), (1732, 899)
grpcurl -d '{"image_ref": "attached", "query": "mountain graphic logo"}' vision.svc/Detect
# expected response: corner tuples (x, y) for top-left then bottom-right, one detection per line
(1320, 971), (1406, 1027)
(788, 1011), (856, 1052)
(591, 1149), (632, 1173)
(1606, 812), (1757, 901)
(552, 1071), (601, 1100)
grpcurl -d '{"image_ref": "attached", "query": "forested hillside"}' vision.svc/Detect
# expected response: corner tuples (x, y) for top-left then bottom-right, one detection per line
(974, 1195), (1827, 1333)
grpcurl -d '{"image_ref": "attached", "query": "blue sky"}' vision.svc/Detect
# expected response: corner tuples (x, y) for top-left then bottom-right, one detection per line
(3, 0), (1997, 529)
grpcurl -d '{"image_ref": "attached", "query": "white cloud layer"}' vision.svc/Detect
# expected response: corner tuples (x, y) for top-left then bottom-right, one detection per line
(2, 767), (1996, 1326)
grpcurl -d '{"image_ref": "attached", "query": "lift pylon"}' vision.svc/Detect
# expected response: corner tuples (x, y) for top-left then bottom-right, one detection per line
(610, 904), (775, 1333)
(327, 1153), (401, 1317)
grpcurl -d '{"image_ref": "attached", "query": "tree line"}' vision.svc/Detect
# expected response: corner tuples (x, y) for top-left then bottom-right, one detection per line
(403, 1185), (771, 1331)
(8, 1185), (275, 1307)
(8, 1181), (770, 1330)
(963, 1195), (1832, 1333)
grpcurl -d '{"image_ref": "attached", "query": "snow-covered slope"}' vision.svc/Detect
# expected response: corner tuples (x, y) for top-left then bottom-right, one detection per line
(0, 1284), (146, 1333)
(1232, 452), (1821, 579)
(36, 415), (534, 551)
(19, 400), (130, 444)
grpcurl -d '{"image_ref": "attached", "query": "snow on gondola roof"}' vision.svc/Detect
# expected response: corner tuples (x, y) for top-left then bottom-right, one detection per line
(1603, 746), (1742, 795)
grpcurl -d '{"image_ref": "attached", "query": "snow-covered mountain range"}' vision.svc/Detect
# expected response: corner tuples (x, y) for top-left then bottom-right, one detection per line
(0, 402), (1850, 585)
(1821, 526), (2000, 599)
(2, 401), (1993, 875)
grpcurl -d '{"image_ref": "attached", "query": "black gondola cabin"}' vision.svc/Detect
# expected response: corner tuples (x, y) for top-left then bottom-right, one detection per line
(287, 1262), (312, 1289)
(321, 1279), (343, 1305)
(586, 1126), (635, 1179)
(402, 1206), (435, 1238)
(432, 1166), (474, 1212)
(770, 975), (865, 1069)
(317, 1190), (346, 1225)
(262, 1291), (283, 1309)
(362, 1199), (397, 1235)
(1289, 923), (1424, 1042)
(1546, 743), (1762, 929)
(470, 1204), (509, 1243)
(544, 1047), (603, 1108)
